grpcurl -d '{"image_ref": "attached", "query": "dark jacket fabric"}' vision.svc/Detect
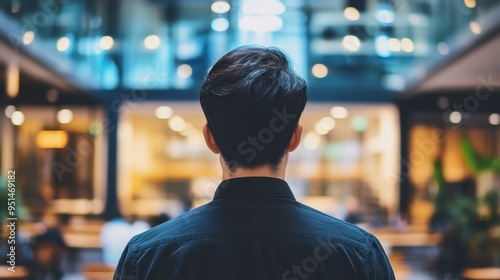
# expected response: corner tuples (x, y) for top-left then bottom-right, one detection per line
(114, 177), (395, 280)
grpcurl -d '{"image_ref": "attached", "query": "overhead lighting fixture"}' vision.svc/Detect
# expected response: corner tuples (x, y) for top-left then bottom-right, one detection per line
(11, 111), (25, 126)
(144, 35), (161, 50)
(6, 62), (20, 98)
(449, 111), (462, 124)
(239, 15), (283, 32)
(469, 21), (481, 34)
(99, 36), (114, 50)
(57, 36), (70, 52)
(330, 106), (348, 119)
(400, 38), (414, 52)
(177, 64), (193, 79)
(388, 38), (401, 52)
(242, 0), (285, 15)
(211, 1), (231, 14)
(36, 130), (69, 149)
(211, 18), (230, 32)
(23, 31), (35, 45)
(57, 109), (73, 124)
(311, 64), (328, 79)
(168, 115), (186, 132)
(342, 35), (361, 52)
(4, 105), (16, 118)
(464, 0), (476, 8)
(489, 113), (500, 125)
(375, 35), (390, 57)
(343, 7), (360, 21)
(376, 9), (394, 24)
(155, 106), (173, 119)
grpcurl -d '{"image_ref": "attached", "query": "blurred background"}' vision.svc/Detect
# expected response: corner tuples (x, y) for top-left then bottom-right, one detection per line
(0, 0), (499, 279)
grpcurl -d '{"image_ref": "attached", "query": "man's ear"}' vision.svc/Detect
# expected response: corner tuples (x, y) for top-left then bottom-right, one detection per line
(203, 124), (220, 154)
(287, 123), (302, 152)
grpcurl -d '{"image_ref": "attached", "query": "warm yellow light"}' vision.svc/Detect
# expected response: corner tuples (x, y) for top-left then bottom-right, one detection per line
(177, 64), (193, 79)
(57, 109), (73, 124)
(23, 31), (35, 45)
(304, 132), (321, 150)
(311, 64), (328, 78)
(211, 1), (231, 13)
(400, 38), (414, 52)
(155, 106), (173, 119)
(144, 35), (161, 50)
(464, 0), (476, 8)
(168, 115), (186, 132)
(469, 21), (481, 34)
(36, 130), (69, 149)
(11, 111), (24, 126)
(99, 36), (114, 50)
(57, 37), (70, 52)
(342, 35), (361, 52)
(344, 7), (360, 21)
(388, 38), (401, 52)
(330, 106), (348, 119)
(6, 63), (20, 98)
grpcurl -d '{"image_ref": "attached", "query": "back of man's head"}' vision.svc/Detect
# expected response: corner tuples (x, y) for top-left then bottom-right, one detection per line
(200, 46), (307, 171)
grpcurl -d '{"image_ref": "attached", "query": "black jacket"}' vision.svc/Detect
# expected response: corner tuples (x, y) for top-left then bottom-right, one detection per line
(114, 177), (395, 280)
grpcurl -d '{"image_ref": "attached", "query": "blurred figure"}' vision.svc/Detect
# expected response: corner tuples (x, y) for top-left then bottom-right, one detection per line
(344, 196), (362, 224)
(31, 214), (66, 280)
(100, 217), (133, 267)
(148, 212), (171, 228)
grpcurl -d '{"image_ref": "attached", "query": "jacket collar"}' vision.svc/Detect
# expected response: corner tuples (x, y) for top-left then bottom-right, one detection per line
(213, 176), (296, 200)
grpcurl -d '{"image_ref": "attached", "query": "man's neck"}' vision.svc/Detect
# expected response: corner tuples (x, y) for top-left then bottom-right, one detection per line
(220, 156), (287, 180)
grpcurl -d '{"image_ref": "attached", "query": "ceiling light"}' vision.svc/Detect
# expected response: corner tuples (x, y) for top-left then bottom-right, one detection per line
(4, 105), (16, 118)
(343, 7), (360, 21)
(177, 64), (193, 79)
(36, 130), (68, 149)
(464, 0), (476, 8)
(469, 21), (481, 34)
(144, 35), (161, 50)
(23, 31), (35, 45)
(57, 109), (73, 124)
(211, 18), (229, 32)
(168, 115), (186, 132)
(238, 15), (283, 32)
(57, 36), (70, 52)
(330, 106), (348, 119)
(311, 64), (328, 78)
(155, 106), (173, 119)
(99, 36), (114, 50)
(342, 35), (361, 52)
(449, 111), (462, 124)
(489, 114), (500, 125)
(400, 38), (414, 52)
(388, 38), (401, 52)
(11, 111), (25, 126)
(211, 1), (231, 13)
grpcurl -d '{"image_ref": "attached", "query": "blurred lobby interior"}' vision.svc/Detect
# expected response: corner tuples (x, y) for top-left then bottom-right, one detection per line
(1, 0), (500, 279)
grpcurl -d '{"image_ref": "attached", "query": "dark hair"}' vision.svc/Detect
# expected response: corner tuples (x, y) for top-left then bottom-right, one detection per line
(200, 46), (307, 171)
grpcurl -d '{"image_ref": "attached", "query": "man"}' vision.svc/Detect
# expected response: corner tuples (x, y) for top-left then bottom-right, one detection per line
(114, 46), (395, 279)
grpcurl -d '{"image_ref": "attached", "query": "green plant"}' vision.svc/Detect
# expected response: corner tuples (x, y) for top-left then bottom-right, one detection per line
(432, 138), (500, 275)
